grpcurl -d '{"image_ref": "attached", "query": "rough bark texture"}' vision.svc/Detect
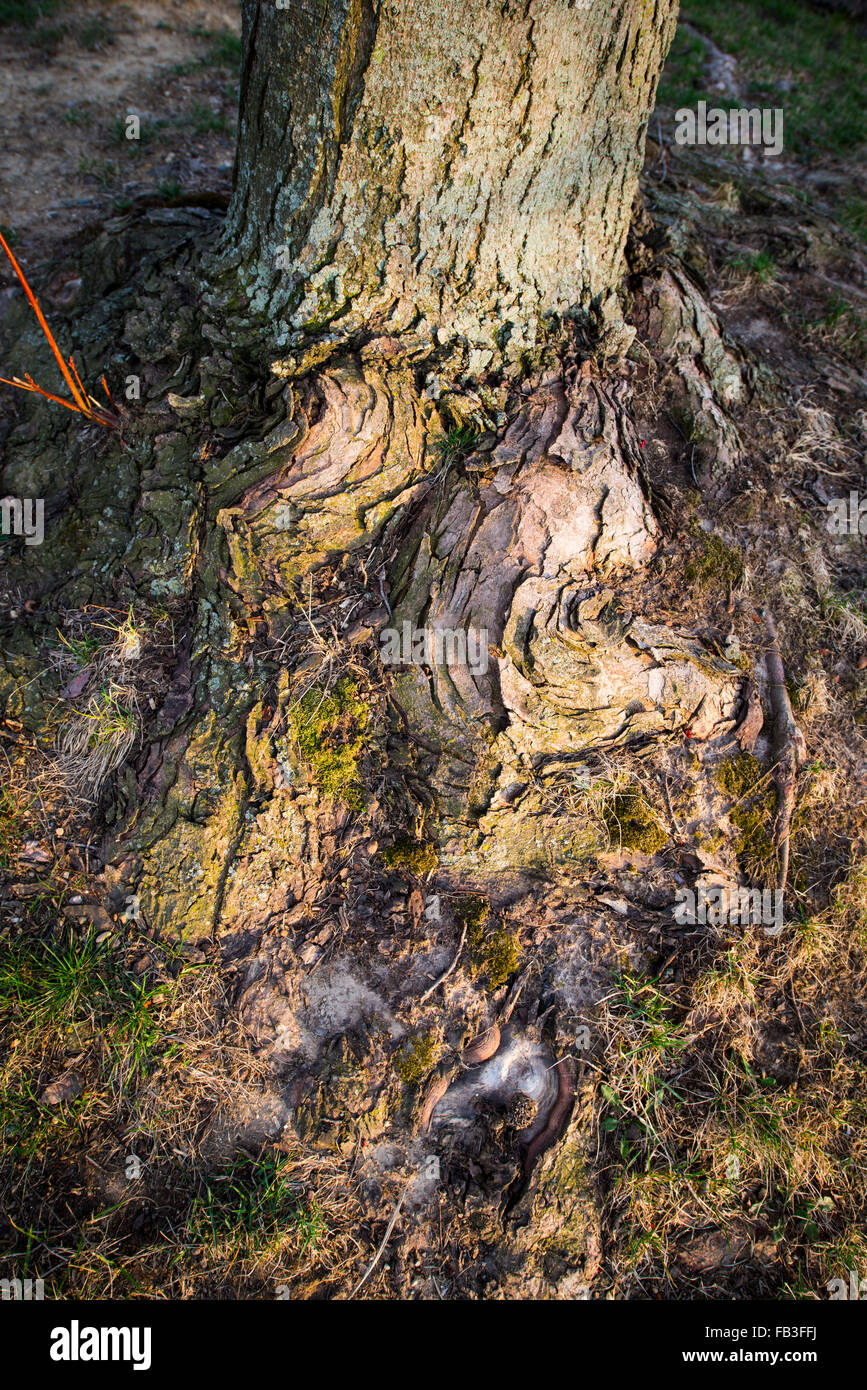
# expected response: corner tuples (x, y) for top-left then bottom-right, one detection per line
(226, 0), (678, 372)
(2, 3), (762, 1301)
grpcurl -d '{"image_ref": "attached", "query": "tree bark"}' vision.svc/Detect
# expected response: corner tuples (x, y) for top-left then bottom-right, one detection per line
(226, 0), (678, 373)
(3, 0), (765, 1299)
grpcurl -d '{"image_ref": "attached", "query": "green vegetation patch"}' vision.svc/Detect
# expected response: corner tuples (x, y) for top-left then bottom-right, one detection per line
(602, 788), (668, 855)
(454, 895), (490, 933)
(685, 534), (745, 592)
(193, 26), (242, 71)
(289, 677), (369, 808)
(0, 784), (31, 874)
(0, 931), (160, 1161)
(395, 1032), (439, 1085)
(456, 897), (520, 991)
(190, 1151), (325, 1253)
(656, 22), (712, 110)
(381, 834), (438, 875)
(0, 0), (58, 24)
(727, 249), (778, 283)
(661, 2), (867, 159)
(716, 751), (777, 882)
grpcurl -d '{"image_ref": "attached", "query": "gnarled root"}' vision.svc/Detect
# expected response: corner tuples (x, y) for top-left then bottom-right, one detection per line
(763, 609), (808, 895)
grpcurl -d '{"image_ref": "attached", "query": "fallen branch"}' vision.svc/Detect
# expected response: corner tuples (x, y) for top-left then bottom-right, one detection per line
(763, 609), (807, 895)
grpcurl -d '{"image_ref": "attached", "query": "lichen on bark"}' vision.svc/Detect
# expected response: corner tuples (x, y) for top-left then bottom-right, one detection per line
(225, 0), (679, 375)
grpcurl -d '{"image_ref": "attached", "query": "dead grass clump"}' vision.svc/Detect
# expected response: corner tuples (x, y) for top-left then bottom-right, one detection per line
(789, 401), (861, 477)
(51, 605), (175, 792)
(565, 766), (668, 857)
(57, 681), (141, 791)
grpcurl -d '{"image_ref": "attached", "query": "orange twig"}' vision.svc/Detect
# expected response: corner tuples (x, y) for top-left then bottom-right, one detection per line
(67, 353), (89, 404)
(0, 373), (87, 413)
(0, 230), (118, 429)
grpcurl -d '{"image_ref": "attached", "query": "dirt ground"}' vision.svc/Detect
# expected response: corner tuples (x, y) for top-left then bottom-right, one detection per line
(0, 0), (239, 264)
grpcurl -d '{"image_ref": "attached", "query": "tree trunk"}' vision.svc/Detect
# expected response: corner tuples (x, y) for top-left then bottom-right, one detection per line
(2, 0), (761, 1298)
(226, 0), (678, 373)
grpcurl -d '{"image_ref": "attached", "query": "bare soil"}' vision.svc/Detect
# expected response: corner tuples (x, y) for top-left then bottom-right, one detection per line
(0, 0), (239, 263)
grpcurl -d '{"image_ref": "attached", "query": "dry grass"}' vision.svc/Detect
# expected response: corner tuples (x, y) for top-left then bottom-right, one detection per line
(0, 908), (373, 1299)
(544, 755), (671, 857)
(595, 857), (867, 1297)
(48, 605), (177, 794)
(56, 680), (141, 791)
(788, 401), (861, 478)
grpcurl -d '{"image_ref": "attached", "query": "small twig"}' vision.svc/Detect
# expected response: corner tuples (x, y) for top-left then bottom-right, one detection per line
(661, 774), (682, 836)
(0, 230), (118, 429)
(346, 1180), (410, 1300)
(419, 923), (467, 1003)
(499, 966), (530, 1025)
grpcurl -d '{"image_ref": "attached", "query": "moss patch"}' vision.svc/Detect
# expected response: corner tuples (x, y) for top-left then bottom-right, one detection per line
(454, 895), (490, 933)
(716, 752), (777, 883)
(470, 925), (520, 990)
(288, 678), (368, 809)
(685, 535), (745, 592)
(716, 751), (765, 802)
(381, 835), (438, 875)
(395, 1033), (439, 1085)
(602, 788), (667, 855)
(455, 899), (520, 991)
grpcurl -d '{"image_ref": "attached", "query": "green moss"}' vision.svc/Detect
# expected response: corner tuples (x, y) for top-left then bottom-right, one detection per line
(695, 829), (725, 856)
(716, 751), (764, 801)
(456, 898), (519, 990)
(685, 535), (745, 592)
(715, 752), (777, 882)
(471, 925), (520, 990)
(730, 804), (777, 880)
(288, 678), (368, 809)
(381, 835), (438, 875)
(395, 1033), (439, 1085)
(454, 895), (490, 932)
(602, 788), (667, 855)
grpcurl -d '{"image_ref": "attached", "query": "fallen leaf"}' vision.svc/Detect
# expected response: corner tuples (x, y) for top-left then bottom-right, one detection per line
(41, 1071), (83, 1106)
(408, 887), (425, 929)
(60, 665), (93, 700)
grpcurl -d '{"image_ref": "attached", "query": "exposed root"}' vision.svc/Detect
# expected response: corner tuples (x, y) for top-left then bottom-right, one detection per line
(762, 609), (808, 894)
